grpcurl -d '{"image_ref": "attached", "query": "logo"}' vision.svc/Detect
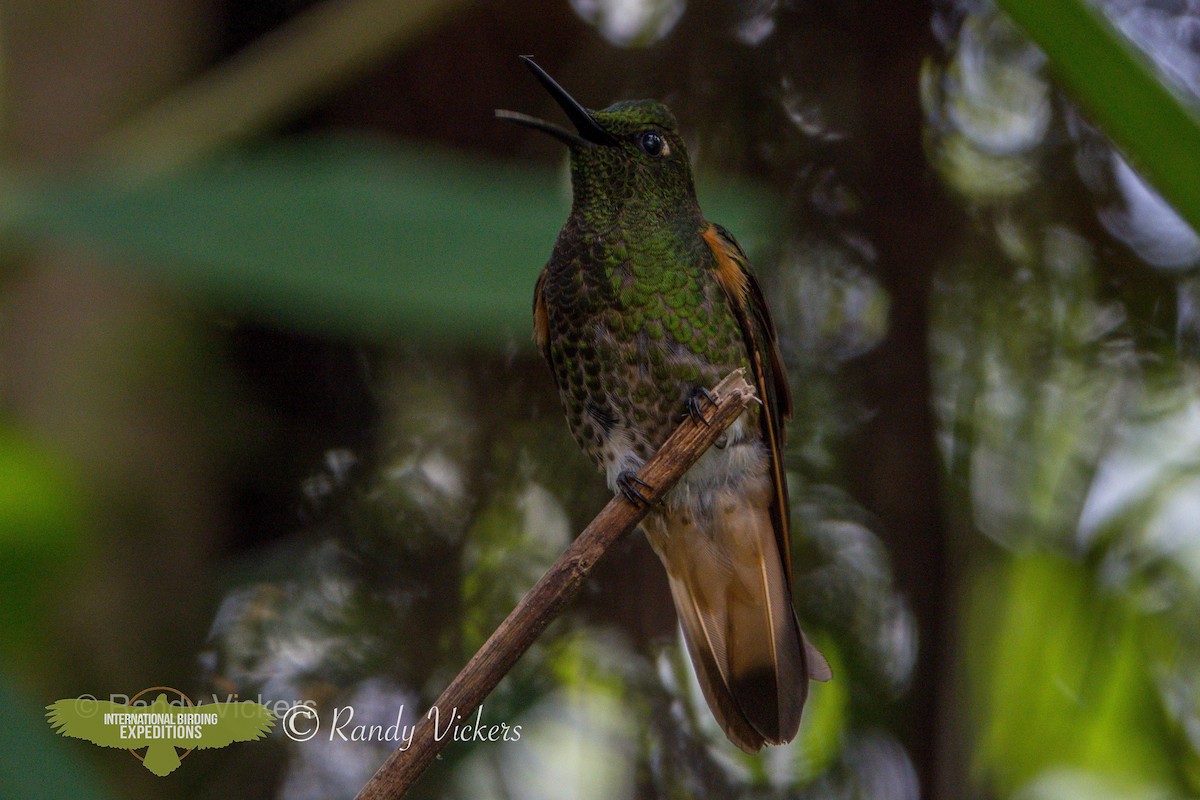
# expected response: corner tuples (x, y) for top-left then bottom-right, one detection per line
(46, 686), (275, 776)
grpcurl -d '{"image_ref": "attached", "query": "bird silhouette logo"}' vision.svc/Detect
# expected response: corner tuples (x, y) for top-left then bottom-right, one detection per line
(46, 687), (275, 776)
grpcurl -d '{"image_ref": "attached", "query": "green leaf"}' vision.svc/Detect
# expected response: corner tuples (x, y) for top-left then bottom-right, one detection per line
(996, 0), (1200, 231)
(0, 425), (88, 655)
(7, 136), (781, 345)
(968, 553), (1177, 795)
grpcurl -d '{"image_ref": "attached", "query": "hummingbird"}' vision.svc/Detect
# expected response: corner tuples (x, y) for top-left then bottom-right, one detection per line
(498, 57), (830, 752)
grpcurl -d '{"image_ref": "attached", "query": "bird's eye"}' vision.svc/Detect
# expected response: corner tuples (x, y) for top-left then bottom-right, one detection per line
(637, 131), (668, 157)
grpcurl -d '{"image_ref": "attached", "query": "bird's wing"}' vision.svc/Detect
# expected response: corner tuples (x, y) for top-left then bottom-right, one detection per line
(533, 266), (551, 362)
(702, 222), (795, 583)
(190, 702), (275, 749)
(45, 700), (152, 748)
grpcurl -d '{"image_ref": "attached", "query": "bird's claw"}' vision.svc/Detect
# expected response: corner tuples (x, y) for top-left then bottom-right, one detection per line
(617, 471), (655, 507)
(686, 386), (717, 427)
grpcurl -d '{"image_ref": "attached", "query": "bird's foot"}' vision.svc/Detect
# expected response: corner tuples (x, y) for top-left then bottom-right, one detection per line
(686, 386), (717, 427)
(617, 471), (655, 507)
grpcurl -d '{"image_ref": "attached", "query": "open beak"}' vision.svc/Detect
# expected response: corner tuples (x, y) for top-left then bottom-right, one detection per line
(496, 56), (617, 148)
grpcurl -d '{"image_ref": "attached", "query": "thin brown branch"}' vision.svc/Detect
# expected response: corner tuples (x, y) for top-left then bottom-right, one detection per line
(353, 369), (757, 800)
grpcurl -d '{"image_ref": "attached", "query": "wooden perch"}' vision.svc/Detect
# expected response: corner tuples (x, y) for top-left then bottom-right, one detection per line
(353, 370), (757, 800)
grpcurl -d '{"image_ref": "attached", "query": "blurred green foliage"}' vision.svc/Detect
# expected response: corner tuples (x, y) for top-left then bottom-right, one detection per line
(0, 424), (88, 656)
(968, 554), (1182, 796)
(927, 2), (1200, 799)
(997, 0), (1200, 231)
(4, 137), (780, 345)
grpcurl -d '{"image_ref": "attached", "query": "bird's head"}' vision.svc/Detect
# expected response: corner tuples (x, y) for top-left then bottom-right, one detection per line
(498, 57), (699, 220)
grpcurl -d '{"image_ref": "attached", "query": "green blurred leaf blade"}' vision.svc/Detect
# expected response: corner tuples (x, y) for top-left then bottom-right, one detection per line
(9, 136), (780, 345)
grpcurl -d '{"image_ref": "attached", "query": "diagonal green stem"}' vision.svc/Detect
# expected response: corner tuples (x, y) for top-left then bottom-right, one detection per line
(996, 0), (1200, 232)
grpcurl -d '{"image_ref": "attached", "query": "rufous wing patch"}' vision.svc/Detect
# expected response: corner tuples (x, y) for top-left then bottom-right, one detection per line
(703, 224), (751, 307)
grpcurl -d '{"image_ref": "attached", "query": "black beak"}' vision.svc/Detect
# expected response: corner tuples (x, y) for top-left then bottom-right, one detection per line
(496, 56), (618, 148)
